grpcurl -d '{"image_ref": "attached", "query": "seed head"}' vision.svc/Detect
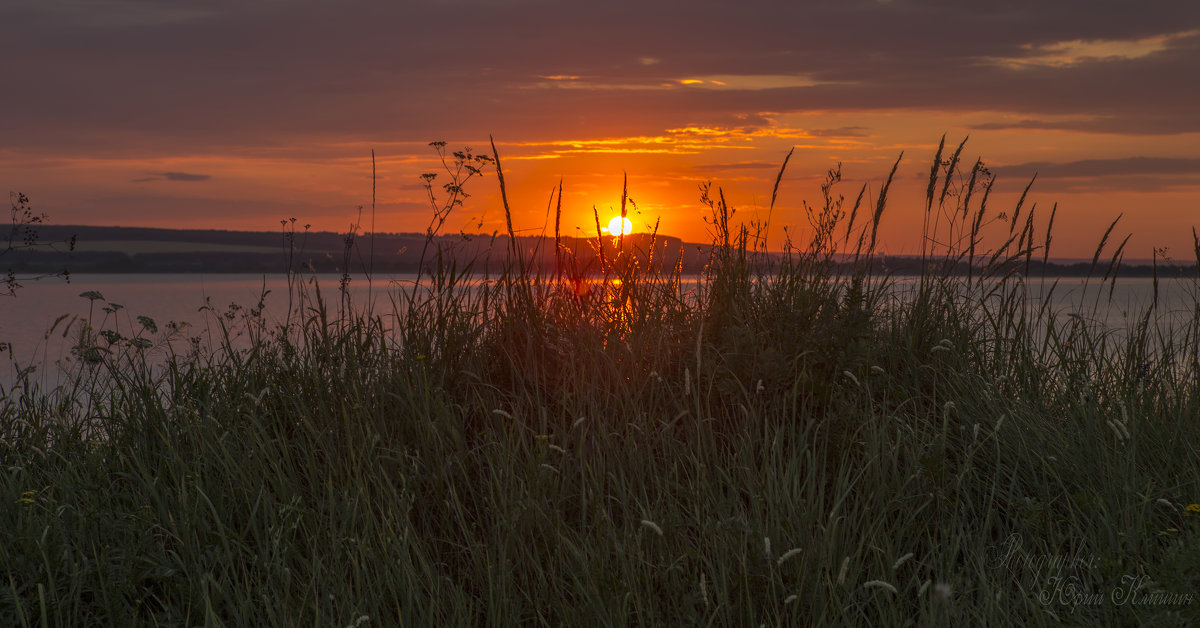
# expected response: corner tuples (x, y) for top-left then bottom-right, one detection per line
(640, 519), (664, 536)
(777, 548), (803, 566)
(863, 580), (898, 594)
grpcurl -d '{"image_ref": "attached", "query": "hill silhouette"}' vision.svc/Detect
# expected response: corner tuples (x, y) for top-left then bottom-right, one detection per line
(7, 225), (1195, 278)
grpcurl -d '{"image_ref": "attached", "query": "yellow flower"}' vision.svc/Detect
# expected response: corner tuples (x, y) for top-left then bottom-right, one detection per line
(1185, 504), (1200, 516)
(18, 490), (37, 505)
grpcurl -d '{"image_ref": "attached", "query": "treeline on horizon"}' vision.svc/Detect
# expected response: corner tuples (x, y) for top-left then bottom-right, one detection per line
(9, 224), (1198, 279)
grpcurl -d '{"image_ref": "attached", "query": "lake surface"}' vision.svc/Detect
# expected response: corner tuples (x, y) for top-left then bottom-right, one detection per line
(2, 273), (1197, 390)
(0, 273), (425, 388)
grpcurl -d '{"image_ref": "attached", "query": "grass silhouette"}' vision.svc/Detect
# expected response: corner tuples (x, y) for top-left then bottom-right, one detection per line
(2, 137), (1199, 625)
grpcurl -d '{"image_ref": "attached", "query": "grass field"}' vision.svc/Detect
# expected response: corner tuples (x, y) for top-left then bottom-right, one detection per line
(3, 139), (1199, 626)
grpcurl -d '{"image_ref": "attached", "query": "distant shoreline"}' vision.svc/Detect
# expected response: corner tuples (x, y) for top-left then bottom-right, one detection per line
(10, 224), (1198, 278)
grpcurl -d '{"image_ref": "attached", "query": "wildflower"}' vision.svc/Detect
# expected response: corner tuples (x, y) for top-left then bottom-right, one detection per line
(777, 548), (803, 566)
(1186, 504), (1200, 516)
(534, 434), (549, 440)
(640, 520), (664, 536)
(892, 552), (914, 571)
(18, 490), (37, 505)
(863, 580), (898, 594)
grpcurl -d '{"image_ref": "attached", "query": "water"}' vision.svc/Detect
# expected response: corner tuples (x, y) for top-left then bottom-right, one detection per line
(886, 275), (1200, 332)
(0, 273), (421, 389)
(2, 273), (1197, 390)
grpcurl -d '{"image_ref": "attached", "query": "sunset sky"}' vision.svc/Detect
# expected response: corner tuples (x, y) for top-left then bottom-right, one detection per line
(3, 0), (1199, 258)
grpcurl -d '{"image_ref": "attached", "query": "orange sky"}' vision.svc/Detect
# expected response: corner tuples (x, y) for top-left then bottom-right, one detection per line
(3, 1), (1199, 259)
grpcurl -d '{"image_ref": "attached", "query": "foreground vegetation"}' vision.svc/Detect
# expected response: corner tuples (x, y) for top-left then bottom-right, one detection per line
(3, 138), (1200, 626)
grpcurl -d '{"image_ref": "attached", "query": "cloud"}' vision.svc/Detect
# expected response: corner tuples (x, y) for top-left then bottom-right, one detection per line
(808, 126), (869, 137)
(163, 171), (211, 181)
(74, 193), (327, 228)
(692, 161), (779, 172)
(990, 157), (1200, 192)
(979, 29), (1200, 70)
(992, 157), (1200, 179)
(133, 171), (213, 183)
(968, 115), (1200, 135)
(970, 118), (1092, 132)
(2, 0), (1200, 157)
(3, 0), (216, 28)
(672, 74), (831, 90)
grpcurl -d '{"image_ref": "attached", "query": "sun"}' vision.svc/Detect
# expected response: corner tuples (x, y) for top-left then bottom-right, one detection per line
(607, 215), (633, 236)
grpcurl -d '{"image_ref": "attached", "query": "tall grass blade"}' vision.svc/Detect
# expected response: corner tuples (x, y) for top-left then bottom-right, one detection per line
(869, 153), (902, 252)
